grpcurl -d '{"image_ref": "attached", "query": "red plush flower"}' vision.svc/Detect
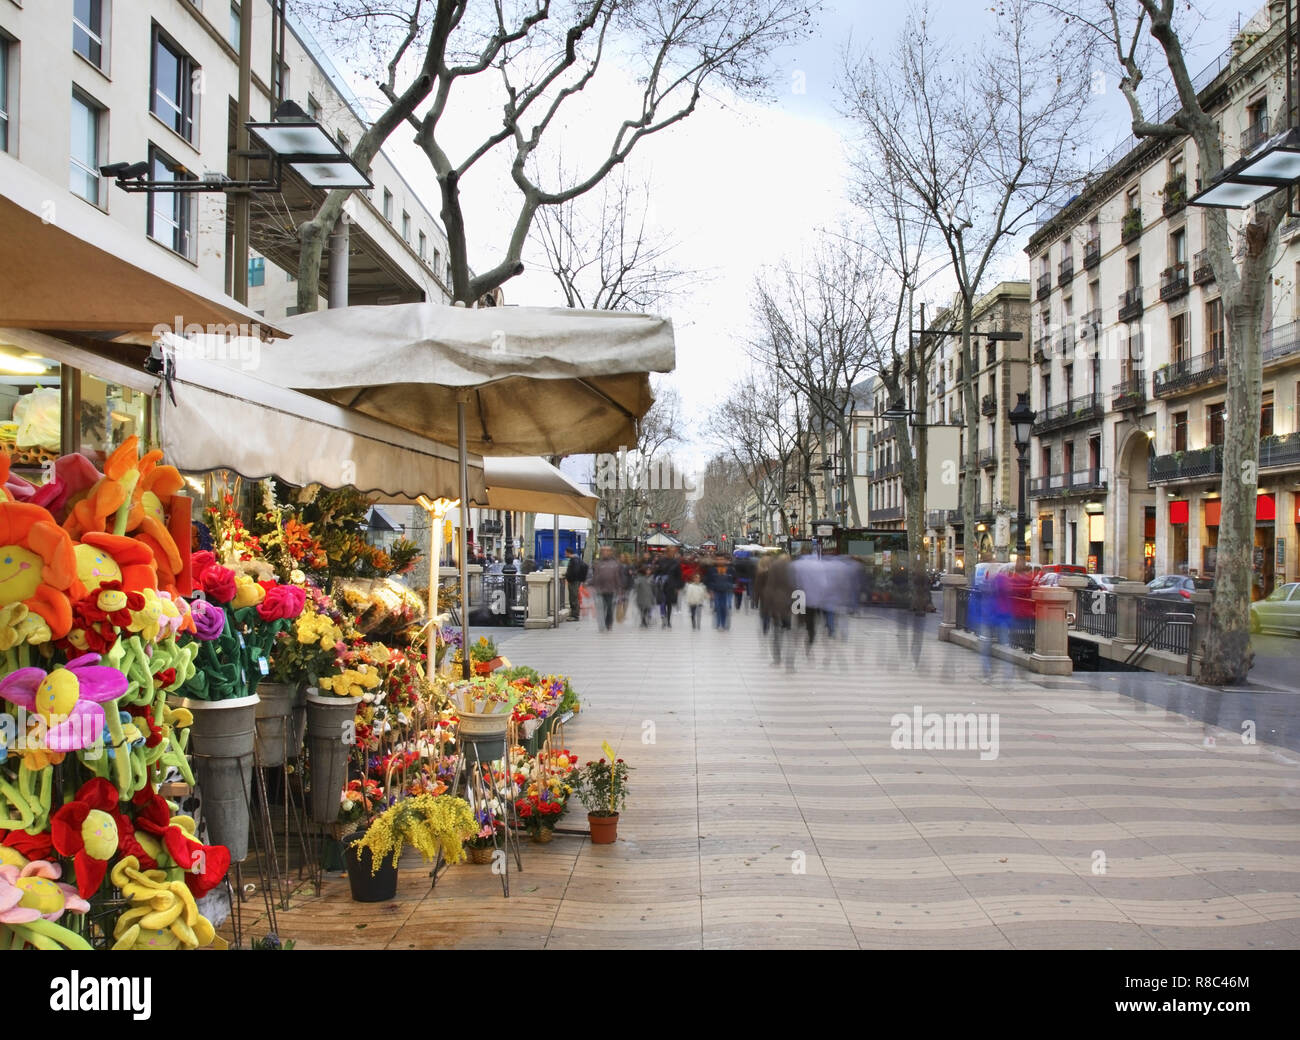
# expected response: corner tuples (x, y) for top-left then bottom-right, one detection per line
(190, 550), (215, 575)
(131, 789), (230, 897)
(200, 564), (236, 604)
(51, 778), (155, 898)
(256, 583), (306, 621)
(2, 828), (54, 862)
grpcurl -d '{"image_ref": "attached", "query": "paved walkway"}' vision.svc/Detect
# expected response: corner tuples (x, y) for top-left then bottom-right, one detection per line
(244, 605), (1300, 949)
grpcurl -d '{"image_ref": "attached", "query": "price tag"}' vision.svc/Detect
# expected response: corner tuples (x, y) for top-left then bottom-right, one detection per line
(258, 657), (269, 676)
(237, 632), (246, 648)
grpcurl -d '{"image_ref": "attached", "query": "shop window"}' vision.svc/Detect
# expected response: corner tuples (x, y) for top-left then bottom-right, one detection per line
(151, 26), (198, 142)
(0, 354), (62, 471)
(78, 372), (150, 468)
(1173, 411), (1188, 452)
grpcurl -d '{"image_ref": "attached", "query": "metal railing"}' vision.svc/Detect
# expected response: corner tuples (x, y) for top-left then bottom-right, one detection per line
(1083, 236), (1101, 269)
(1260, 433), (1300, 470)
(1028, 467), (1109, 497)
(1111, 372), (1145, 409)
(1263, 318), (1300, 365)
(1032, 393), (1104, 434)
(1241, 115), (1270, 155)
(1007, 599), (1036, 653)
(1058, 256), (1074, 285)
(1074, 589), (1117, 637)
(979, 448), (997, 468)
(1121, 209), (1143, 243)
(1159, 262), (1189, 301)
(1153, 348), (1225, 397)
(1162, 175), (1187, 215)
(1037, 272), (1052, 299)
(1137, 598), (1194, 655)
(981, 392), (997, 416)
(1118, 286), (1144, 321)
(871, 505), (904, 522)
(1148, 445), (1222, 483)
(1192, 249), (1214, 285)
(1033, 337), (1051, 365)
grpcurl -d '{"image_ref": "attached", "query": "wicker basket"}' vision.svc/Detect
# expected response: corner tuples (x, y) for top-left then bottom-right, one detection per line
(468, 845), (496, 865)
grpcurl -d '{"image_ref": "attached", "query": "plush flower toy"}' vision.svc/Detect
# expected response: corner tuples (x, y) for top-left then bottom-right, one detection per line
(0, 653), (129, 753)
(0, 860), (92, 950)
(0, 501), (79, 642)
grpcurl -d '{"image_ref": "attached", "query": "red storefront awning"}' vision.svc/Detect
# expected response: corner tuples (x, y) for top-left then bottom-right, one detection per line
(1169, 500), (1189, 525)
(1204, 494), (1274, 527)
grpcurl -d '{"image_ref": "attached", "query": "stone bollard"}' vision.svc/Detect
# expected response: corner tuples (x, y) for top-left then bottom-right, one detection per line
(524, 572), (555, 629)
(1189, 589), (1213, 674)
(1031, 586), (1073, 675)
(939, 573), (966, 642)
(1113, 581), (1147, 648)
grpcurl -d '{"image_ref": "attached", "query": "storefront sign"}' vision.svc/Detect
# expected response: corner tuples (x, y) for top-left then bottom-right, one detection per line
(1277, 538), (1285, 569)
(1087, 554), (1098, 573)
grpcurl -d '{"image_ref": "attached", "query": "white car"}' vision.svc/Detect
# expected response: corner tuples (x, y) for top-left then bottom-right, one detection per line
(1250, 583), (1300, 636)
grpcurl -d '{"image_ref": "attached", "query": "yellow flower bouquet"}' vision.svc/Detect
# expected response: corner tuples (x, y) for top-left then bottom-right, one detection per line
(349, 793), (477, 874)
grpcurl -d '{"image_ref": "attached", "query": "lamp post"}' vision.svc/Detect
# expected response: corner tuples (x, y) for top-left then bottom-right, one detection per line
(1009, 392), (1034, 560)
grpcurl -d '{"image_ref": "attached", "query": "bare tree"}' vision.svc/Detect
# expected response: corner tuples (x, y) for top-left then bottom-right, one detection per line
(294, 0), (816, 310)
(842, 0), (1094, 573)
(530, 162), (697, 311)
(1030, 1), (1282, 688)
(692, 455), (752, 544)
(748, 233), (882, 528)
(592, 381), (685, 543)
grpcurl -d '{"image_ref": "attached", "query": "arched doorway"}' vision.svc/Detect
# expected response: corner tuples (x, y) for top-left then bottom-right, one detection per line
(1116, 429), (1156, 581)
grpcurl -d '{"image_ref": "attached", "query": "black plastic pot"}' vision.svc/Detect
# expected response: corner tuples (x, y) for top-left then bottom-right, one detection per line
(343, 829), (399, 902)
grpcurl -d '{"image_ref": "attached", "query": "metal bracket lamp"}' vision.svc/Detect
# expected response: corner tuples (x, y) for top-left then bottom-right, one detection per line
(100, 101), (372, 195)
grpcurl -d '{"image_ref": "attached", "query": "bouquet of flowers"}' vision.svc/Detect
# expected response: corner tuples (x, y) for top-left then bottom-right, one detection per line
(349, 793), (476, 874)
(571, 756), (630, 819)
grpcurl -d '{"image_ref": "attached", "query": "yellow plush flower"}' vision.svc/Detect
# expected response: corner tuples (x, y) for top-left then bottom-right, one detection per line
(128, 588), (165, 643)
(232, 575), (266, 609)
(0, 603), (51, 650)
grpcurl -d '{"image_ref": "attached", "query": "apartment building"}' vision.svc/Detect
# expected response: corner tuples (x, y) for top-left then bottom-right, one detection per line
(1027, 4), (1300, 595)
(0, 0), (454, 325)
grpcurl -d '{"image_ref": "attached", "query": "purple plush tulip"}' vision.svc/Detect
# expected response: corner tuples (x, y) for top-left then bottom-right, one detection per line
(189, 598), (227, 641)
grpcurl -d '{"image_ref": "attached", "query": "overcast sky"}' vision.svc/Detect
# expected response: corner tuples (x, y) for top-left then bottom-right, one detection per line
(313, 0), (1263, 481)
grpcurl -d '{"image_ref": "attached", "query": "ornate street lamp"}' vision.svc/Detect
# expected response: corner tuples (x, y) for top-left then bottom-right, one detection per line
(1009, 392), (1035, 559)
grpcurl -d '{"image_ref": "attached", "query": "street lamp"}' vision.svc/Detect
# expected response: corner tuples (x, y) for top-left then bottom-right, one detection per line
(1188, 128), (1300, 207)
(1009, 392), (1034, 559)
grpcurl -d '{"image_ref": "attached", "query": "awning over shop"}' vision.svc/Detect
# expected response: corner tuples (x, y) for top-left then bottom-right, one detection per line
(1170, 500), (1189, 525)
(1204, 494), (1275, 527)
(480, 457), (598, 522)
(0, 155), (284, 337)
(251, 303), (675, 456)
(156, 340), (486, 506)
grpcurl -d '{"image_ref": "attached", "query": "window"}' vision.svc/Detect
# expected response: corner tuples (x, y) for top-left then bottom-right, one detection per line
(0, 37), (11, 153)
(151, 28), (198, 142)
(446, 262), (452, 286)
(1260, 389), (1274, 438)
(855, 425), (869, 477)
(433, 248), (441, 272)
(1170, 313), (1188, 363)
(308, 94), (322, 122)
(1207, 402), (1225, 447)
(418, 231), (427, 261)
(74, 0), (105, 69)
(1063, 440), (1075, 474)
(1170, 227), (1186, 265)
(1206, 298), (1224, 356)
(382, 189), (393, 222)
(1064, 364), (1073, 400)
(1125, 185), (1139, 215)
(402, 211), (410, 242)
(337, 130), (349, 152)
(272, 59), (288, 104)
(986, 343), (996, 367)
(1041, 374), (1051, 408)
(147, 144), (195, 259)
(1041, 445), (1052, 477)
(1173, 411), (1188, 452)
(70, 92), (103, 205)
(228, 3), (241, 51)
(1126, 254), (1141, 290)
(248, 256), (265, 287)
(1169, 153), (1184, 181)
(1088, 280), (1099, 312)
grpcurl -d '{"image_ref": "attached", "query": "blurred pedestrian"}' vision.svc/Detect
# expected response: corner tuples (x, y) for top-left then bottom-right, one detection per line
(564, 549), (588, 622)
(685, 572), (707, 629)
(592, 546), (623, 632)
(634, 566), (656, 628)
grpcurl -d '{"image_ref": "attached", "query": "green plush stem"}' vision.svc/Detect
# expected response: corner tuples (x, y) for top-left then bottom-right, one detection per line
(18, 917), (94, 950)
(0, 776), (35, 829)
(102, 702), (131, 796)
(112, 470), (140, 537)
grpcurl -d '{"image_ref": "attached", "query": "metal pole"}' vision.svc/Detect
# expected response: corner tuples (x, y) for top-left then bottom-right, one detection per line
(232, 0), (254, 305)
(458, 399), (470, 680)
(553, 512), (560, 627)
(328, 217), (349, 308)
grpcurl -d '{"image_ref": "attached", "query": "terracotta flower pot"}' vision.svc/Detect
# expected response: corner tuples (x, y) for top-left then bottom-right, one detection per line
(587, 813), (619, 845)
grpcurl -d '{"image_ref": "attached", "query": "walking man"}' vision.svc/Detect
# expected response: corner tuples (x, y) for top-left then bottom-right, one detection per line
(564, 549), (588, 622)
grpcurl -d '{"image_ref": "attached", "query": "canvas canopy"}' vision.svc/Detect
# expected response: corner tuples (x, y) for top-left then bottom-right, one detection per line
(480, 457), (597, 522)
(156, 336), (484, 505)
(255, 303), (675, 456)
(0, 155), (283, 338)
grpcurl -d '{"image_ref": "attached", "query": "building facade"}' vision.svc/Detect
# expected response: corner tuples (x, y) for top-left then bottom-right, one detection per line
(1027, 3), (1300, 595)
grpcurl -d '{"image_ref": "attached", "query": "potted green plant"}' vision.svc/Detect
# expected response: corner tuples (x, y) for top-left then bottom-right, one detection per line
(346, 793), (476, 901)
(571, 756), (630, 844)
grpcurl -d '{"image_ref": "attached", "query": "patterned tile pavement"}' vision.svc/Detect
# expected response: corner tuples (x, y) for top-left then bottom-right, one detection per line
(237, 604), (1300, 949)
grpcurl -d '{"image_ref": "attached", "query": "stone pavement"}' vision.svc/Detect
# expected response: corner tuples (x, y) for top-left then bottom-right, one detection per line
(242, 604), (1300, 949)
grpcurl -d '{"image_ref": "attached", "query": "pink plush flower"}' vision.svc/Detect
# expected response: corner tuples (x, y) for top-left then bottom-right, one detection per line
(27, 454), (103, 520)
(0, 860), (91, 923)
(257, 584), (306, 621)
(0, 653), (129, 751)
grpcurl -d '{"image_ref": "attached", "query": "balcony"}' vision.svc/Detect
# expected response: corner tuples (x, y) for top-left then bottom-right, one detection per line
(1149, 445), (1222, 484)
(1036, 272), (1052, 300)
(1032, 393), (1104, 435)
(944, 509), (963, 526)
(1152, 349), (1226, 398)
(979, 447), (997, 469)
(1079, 307), (1102, 330)
(949, 410), (964, 427)
(1028, 467), (1110, 498)
(926, 509), (947, 528)
(1058, 256), (1074, 286)
(479, 519), (503, 535)
(1241, 115), (1270, 155)
(1192, 249), (1214, 285)
(1111, 372), (1146, 410)
(1033, 336), (1051, 365)
(872, 506), (904, 523)
(1159, 262), (1189, 302)
(1117, 286), (1144, 322)
(1260, 433), (1300, 471)
(1083, 235), (1101, 269)
(1262, 318), (1300, 366)
(875, 459), (903, 479)
(1058, 325), (1075, 357)
(1162, 175), (1187, 216)
(1121, 208), (1142, 244)
(980, 392), (997, 417)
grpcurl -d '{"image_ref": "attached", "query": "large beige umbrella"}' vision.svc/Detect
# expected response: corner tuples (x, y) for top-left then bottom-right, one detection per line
(246, 303), (674, 670)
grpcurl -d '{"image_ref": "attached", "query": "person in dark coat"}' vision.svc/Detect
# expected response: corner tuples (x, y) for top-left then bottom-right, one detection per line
(654, 549), (685, 628)
(564, 550), (588, 622)
(759, 554), (795, 662)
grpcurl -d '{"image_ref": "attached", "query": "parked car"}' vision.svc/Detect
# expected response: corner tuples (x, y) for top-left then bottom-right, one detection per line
(1146, 574), (1214, 600)
(1250, 582), (1300, 635)
(1032, 563), (1086, 586)
(1090, 574), (1129, 593)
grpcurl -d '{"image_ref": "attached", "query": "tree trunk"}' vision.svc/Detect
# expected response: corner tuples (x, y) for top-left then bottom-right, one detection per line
(1198, 250), (1266, 684)
(960, 309), (979, 581)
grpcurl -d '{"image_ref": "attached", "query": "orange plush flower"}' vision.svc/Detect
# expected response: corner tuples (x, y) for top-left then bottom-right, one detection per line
(0, 501), (78, 639)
